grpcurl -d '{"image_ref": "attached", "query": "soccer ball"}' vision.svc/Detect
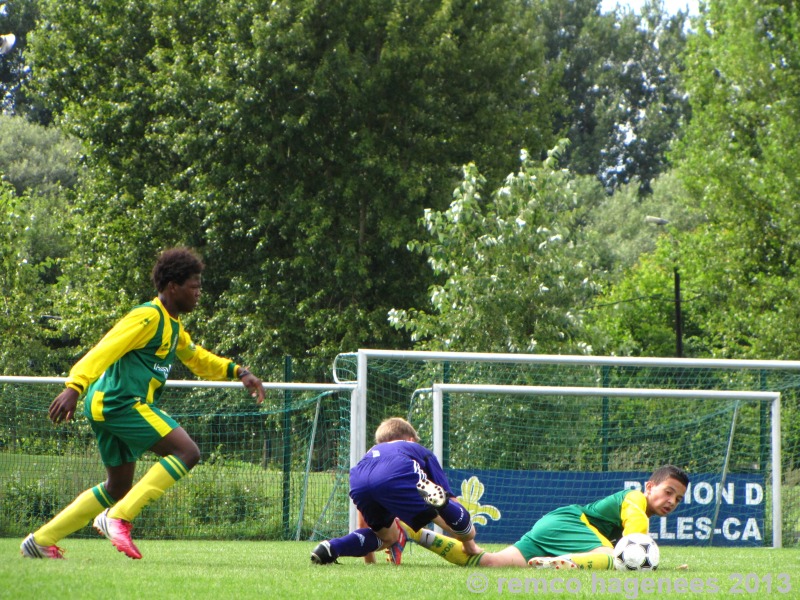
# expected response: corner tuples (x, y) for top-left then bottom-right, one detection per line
(613, 533), (660, 571)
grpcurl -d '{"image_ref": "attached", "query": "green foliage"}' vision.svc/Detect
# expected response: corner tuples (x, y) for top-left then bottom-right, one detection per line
(390, 141), (605, 354)
(0, 0), (43, 118)
(542, 0), (691, 193)
(0, 471), (59, 531)
(0, 181), (71, 374)
(666, 0), (800, 359)
(583, 172), (707, 355)
(591, 1), (800, 360)
(26, 0), (560, 375)
(0, 115), (81, 195)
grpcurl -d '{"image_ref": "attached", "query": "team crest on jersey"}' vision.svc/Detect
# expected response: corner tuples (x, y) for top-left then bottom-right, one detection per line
(456, 476), (501, 526)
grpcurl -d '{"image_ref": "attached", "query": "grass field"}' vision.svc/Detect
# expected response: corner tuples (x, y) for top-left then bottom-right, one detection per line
(3, 538), (799, 599)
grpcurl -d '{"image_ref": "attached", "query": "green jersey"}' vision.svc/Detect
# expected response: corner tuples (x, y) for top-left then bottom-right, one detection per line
(67, 297), (238, 420)
(580, 488), (650, 541)
(514, 488), (650, 559)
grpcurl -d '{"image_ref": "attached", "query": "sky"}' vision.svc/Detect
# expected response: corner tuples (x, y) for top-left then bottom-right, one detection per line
(599, 0), (699, 15)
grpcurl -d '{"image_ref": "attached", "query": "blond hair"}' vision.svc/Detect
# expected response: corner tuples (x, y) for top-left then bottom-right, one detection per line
(375, 417), (420, 444)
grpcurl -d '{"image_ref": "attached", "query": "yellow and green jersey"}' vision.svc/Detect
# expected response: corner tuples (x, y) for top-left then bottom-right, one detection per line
(514, 488), (650, 559)
(66, 297), (239, 415)
(579, 488), (649, 542)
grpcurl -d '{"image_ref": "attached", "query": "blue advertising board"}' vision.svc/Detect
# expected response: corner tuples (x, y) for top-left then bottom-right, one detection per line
(445, 469), (765, 546)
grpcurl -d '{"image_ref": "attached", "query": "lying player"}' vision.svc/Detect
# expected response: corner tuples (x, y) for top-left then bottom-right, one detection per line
(311, 417), (481, 565)
(402, 464), (688, 569)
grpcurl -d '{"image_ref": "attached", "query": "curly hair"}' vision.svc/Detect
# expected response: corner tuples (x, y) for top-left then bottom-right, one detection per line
(151, 247), (205, 291)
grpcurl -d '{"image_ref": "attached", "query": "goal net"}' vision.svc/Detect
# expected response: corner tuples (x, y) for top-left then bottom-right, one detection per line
(430, 383), (778, 548)
(0, 378), (353, 541)
(334, 350), (800, 547)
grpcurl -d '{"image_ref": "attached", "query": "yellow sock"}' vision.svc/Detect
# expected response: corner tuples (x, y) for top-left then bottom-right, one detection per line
(406, 527), (484, 567)
(569, 552), (614, 570)
(398, 521), (422, 543)
(34, 484), (114, 546)
(108, 456), (188, 522)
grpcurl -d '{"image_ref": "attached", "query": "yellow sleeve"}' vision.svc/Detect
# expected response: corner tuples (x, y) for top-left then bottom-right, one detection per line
(175, 326), (237, 381)
(65, 306), (160, 394)
(620, 490), (650, 536)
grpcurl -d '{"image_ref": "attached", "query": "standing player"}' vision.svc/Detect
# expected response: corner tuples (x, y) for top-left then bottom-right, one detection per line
(20, 247), (265, 560)
(311, 417), (482, 566)
(403, 464), (688, 569)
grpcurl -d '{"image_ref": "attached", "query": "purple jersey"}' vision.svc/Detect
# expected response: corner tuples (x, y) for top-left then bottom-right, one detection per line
(356, 440), (453, 492)
(349, 440), (453, 530)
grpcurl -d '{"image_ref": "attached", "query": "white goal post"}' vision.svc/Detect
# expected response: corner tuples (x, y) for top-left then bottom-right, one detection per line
(429, 383), (782, 548)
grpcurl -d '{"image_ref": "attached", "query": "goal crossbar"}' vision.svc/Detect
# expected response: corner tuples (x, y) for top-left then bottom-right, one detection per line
(430, 383), (782, 548)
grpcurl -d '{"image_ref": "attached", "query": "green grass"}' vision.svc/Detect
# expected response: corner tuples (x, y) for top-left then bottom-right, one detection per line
(3, 538), (799, 599)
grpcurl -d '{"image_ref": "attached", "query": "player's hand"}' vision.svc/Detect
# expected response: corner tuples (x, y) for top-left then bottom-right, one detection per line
(240, 372), (265, 403)
(49, 388), (80, 424)
(463, 539), (485, 556)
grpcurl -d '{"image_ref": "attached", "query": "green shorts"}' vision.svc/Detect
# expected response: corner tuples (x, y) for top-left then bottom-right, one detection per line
(513, 505), (613, 560)
(85, 395), (179, 467)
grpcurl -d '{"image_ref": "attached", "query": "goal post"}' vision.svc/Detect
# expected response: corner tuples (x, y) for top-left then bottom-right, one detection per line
(338, 349), (797, 546)
(431, 384), (782, 548)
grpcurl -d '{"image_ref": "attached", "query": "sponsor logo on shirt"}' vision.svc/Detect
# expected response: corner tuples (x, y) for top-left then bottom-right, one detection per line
(153, 363), (172, 376)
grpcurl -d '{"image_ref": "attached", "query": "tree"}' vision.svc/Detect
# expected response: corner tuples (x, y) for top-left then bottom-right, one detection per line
(582, 171), (706, 356)
(541, 0), (691, 193)
(670, 0), (800, 359)
(0, 180), (69, 374)
(26, 0), (561, 375)
(390, 141), (605, 354)
(0, 0), (49, 121)
(0, 115), (81, 196)
(596, 0), (800, 360)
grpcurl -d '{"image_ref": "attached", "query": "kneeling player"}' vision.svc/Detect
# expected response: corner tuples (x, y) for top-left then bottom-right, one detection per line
(310, 417), (482, 565)
(403, 464), (688, 569)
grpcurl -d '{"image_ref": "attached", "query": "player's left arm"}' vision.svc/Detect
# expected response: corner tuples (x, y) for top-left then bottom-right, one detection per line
(176, 328), (264, 402)
(620, 490), (650, 536)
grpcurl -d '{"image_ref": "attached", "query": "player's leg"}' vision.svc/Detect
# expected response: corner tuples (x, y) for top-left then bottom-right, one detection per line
(378, 518), (408, 564)
(21, 476), (121, 559)
(528, 548), (613, 570)
(94, 405), (192, 558)
(108, 426), (196, 522)
(557, 546), (614, 570)
(310, 514), (387, 565)
(525, 508), (615, 570)
(357, 510), (377, 564)
(476, 545), (529, 567)
(20, 422), (133, 559)
(311, 469), (387, 565)
(434, 498), (475, 541)
(399, 519), (486, 567)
